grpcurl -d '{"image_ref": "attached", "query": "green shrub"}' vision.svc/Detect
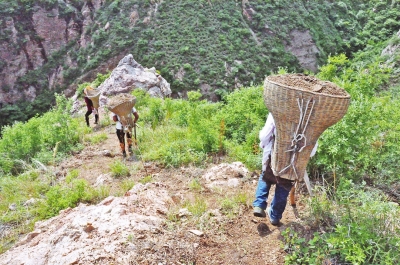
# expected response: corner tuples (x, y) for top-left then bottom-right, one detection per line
(40, 178), (94, 218)
(120, 179), (135, 192)
(315, 53), (399, 183)
(0, 94), (80, 175)
(109, 160), (130, 178)
(290, 179), (400, 265)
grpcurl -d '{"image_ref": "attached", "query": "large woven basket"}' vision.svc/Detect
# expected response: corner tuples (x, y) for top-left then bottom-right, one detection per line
(263, 74), (351, 181)
(107, 94), (136, 131)
(86, 89), (101, 109)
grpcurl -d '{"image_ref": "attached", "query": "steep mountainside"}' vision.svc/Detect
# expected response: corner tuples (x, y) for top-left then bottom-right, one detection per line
(1, 0), (400, 129)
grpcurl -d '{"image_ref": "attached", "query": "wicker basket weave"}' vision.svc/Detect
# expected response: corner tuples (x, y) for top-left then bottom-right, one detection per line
(263, 74), (351, 181)
(107, 94), (136, 131)
(86, 89), (101, 109)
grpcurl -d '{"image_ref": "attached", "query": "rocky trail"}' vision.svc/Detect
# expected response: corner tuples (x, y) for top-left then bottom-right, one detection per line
(0, 115), (312, 265)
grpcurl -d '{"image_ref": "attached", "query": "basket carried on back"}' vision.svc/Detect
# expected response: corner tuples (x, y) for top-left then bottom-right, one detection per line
(107, 93), (137, 132)
(86, 89), (101, 109)
(263, 74), (351, 181)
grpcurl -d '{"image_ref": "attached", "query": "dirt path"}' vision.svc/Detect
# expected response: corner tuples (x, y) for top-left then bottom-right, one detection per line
(1, 112), (310, 264)
(56, 117), (310, 264)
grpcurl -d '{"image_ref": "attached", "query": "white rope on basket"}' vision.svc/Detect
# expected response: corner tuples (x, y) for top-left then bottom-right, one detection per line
(120, 116), (133, 133)
(279, 97), (315, 179)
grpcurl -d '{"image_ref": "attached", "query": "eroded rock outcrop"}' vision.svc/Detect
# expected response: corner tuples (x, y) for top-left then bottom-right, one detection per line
(72, 54), (171, 114)
(202, 161), (250, 188)
(382, 30), (400, 60)
(285, 29), (320, 72)
(0, 183), (171, 265)
(0, 1), (104, 105)
(99, 54), (171, 99)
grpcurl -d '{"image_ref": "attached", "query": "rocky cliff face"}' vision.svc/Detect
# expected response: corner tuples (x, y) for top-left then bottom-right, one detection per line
(0, 0), (322, 108)
(0, 0), (105, 105)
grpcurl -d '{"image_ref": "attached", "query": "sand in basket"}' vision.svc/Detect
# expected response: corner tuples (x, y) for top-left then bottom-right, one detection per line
(107, 93), (137, 132)
(263, 74), (351, 181)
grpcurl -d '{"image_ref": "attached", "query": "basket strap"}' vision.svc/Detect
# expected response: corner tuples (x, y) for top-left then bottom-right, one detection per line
(279, 98), (315, 178)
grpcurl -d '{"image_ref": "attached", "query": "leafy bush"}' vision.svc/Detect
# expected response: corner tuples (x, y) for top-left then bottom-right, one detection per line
(314, 53), (399, 184)
(0, 94), (80, 175)
(285, 179), (400, 265)
(42, 178), (89, 218)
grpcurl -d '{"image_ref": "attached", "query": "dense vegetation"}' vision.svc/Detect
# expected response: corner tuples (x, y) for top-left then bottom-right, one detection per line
(2, 0), (400, 129)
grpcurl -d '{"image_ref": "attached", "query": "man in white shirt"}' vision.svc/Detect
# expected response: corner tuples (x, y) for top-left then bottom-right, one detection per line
(112, 107), (139, 158)
(253, 113), (317, 225)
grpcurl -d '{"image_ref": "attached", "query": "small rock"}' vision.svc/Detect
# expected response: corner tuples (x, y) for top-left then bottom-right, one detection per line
(83, 223), (95, 233)
(9, 203), (16, 211)
(23, 198), (37, 207)
(170, 194), (181, 204)
(189, 230), (204, 237)
(142, 241), (154, 250)
(102, 150), (113, 157)
(178, 208), (192, 217)
(156, 208), (167, 215)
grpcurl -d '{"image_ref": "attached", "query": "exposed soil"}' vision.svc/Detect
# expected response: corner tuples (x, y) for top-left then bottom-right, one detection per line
(1, 109), (314, 265)
(83, 125), (312, 264)
(267, 74), (349, 96)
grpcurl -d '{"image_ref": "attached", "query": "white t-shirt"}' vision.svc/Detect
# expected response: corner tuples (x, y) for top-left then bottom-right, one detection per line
(260, 113), (318, 171)
(112, 107), (137, 130)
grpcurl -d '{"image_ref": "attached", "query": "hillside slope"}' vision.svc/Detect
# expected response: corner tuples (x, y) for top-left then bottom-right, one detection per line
(0, 110), (310, 265)
(1, 0), (400, 129)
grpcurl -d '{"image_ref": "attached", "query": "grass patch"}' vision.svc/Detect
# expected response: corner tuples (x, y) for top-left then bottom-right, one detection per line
(185, 196), (207, 217)
(109, 160), (130, 178)
(219, 192), (249, 218)
(188, 178), (202, 192)
(139, 175), (152, 184)
(85, 132), (108, 144)
(120, 179), (135, 192)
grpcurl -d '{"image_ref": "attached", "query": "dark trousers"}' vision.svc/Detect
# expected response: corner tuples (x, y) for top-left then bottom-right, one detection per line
(85, 110), (98, 126)
(116, 129), (132, 153)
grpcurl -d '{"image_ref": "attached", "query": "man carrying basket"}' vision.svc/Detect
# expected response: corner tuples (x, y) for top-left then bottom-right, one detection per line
(253, 113), (317, 225)
(112, 107), (139, 158)
(254, 73), (350, 225)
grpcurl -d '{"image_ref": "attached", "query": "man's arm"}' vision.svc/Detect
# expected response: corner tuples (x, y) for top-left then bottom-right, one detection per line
(132, 108), (139, 123)
(133, 112), (139, 123)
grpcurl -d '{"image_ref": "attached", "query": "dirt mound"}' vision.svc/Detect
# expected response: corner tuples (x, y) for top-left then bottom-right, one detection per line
(268, 74), (348, 96)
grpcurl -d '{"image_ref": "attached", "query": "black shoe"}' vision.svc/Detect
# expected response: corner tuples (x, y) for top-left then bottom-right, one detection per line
(122, 151), (127, 158)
